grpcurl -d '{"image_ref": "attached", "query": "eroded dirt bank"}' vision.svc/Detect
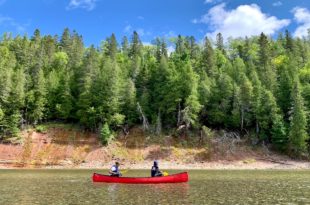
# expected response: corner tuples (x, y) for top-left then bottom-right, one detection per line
(0, 126), (309, 170)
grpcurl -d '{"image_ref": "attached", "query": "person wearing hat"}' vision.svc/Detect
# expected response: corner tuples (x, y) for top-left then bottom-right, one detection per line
(109, 161), (122, 177)
(151, 160), (163, 177)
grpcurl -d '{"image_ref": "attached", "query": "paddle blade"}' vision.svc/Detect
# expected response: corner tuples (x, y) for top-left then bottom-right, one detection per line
(121, 169), (129, 174)
(163, 171), (169, 176)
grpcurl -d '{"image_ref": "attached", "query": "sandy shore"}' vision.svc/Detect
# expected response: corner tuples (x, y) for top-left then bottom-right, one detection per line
(1, 159), (309, 170)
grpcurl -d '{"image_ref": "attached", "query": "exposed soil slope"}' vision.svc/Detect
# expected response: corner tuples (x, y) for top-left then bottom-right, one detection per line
(0, 126), (309, 169)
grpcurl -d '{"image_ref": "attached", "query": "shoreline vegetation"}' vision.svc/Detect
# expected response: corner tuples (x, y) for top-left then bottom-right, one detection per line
(0, 28), (309, 167)
(0, 124), (309, 170)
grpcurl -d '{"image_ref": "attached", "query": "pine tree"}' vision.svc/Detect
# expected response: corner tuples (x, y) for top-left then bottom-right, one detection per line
(108, 33), (118, 59)
(155, 37), (162, 62)
(45, 69), (60, 119)
(122, 78), (137, 125)
(239, 74), (253, 130)
(60, 28), (71, 53)
(276, 62), (293, 120)
(285, 30), (295, 53)
(258, 33), (276, 91)
(208, 73), (234, 126)
(151, 56), (173, 125)
(188, 36), (199, 59)
(289, 80), (308, 156)
(92, 58), (123, 128)
(121, 36), (129, 55)
(26, 67), (46, 124)
(69, 31), (84, 68)
(257, 89), (286, 145)
(31, 29), (41, 43)
(0, 46), (15, 135)
(7, 68), (26, 134)
(181, 61), (202, 128)
(216, 33), (225, 55)
(129, 31), (142, 58)
(250, 70), (263, 137)
(197, 72), (212, 122)
(161, 39), (168, 59)
(0, 28), (309, 155)
(76, 46), (100, 126)
(55, 72), (73, 120)
(258, 33), (270, 68)
(200, 37), (216, 77)
(0, 46), (13, 107)
(175, 35), (186, 57)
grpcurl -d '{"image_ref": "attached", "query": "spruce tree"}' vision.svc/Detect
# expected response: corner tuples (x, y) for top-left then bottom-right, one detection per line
(216, 33), (225, 55)
(200, 37), (216, 77)
(289, 80), (308, 156)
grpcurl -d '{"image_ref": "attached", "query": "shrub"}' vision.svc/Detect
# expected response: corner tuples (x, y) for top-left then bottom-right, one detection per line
(35, 125), (47, 133)
(100, 123), (113, 145)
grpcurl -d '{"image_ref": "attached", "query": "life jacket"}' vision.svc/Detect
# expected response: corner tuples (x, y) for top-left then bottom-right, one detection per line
(151, 165), (160, 177)
(111, 165), (119, 174)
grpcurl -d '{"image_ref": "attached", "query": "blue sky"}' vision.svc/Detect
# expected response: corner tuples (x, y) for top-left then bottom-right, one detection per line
(0, 0), (309, 46)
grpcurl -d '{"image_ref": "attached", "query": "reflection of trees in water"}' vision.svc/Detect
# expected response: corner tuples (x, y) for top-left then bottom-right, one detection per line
(107, 184), (119, 204)
(139, 183), (190, 204)
(94, 183), (190, 204)
(149, 183), (189, 196)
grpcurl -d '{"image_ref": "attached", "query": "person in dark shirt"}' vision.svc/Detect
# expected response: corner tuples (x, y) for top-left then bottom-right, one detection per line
(151, 160), (163, 177)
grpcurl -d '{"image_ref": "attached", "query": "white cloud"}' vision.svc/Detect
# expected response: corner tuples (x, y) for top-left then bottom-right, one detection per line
(142, 42), (152, 46)
(292, 7), (310, 37)
(123, 25), (151, 37)
(123, 25), (132, 33)
(167, 45), (175, 56)
(272, 1), (282, 7)
(204, 0), (222, 4)
(161, 30), (176, 38)
(137, 28), (145, 36)
(137, 28), (151, 37)
(204, 0), (213, 3)
(0, 16), (28, 33)
(66, 0), (97, 11)
(192, 19), (199, 24)
(194, 3), (290, 39)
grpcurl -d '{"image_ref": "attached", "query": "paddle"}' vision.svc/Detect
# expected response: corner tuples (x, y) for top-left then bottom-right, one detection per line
(120, 169), (130, 175)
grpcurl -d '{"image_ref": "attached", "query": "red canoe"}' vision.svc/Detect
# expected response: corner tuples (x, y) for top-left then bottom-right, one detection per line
(92, 172), (188, 184)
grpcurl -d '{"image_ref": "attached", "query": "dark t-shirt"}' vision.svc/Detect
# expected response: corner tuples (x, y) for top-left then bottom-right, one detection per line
(151, 166), (162, 177)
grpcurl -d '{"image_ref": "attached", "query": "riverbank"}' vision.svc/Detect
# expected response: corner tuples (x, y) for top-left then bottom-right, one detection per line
(1, 158), (309, 170)
(0, 124), (309, 170)
(1, 160), (309, 170)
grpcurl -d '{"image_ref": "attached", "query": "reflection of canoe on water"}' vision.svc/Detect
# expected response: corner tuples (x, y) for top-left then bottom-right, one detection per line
(92, 172), (189, 184)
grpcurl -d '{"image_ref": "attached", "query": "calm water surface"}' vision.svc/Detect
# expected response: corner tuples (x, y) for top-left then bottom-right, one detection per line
(0, 169), (310, 204)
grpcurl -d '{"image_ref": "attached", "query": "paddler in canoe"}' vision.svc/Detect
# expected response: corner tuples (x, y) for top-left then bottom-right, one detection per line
(109, 161), (122, 177)
(151, 160), (163, 177)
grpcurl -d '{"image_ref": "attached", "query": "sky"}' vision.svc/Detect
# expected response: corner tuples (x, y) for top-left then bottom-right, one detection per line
(0, 0), (309, 46)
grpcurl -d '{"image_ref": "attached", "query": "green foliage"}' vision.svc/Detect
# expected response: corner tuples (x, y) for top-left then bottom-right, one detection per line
(0, 28), (309, 156)
(289, 80), (308, 157)
(35, 125), (47, 133)
(53, 52), (68, 69)
(100, 123), (113, 145)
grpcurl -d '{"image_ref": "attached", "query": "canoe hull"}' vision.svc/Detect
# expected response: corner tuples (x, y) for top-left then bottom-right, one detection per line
(92, 172), (188, 184)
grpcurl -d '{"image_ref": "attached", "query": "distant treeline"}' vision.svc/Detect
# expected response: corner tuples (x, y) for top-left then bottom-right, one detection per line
(0, 28), (309, 156)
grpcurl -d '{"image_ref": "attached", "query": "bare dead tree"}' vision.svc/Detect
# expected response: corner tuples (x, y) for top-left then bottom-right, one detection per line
(177, 102), (181, 126)
(155, 110), (162, 135)
(137, 102), (149, 131)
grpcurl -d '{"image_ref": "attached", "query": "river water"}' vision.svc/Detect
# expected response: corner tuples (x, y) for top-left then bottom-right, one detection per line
(0, 169), (310, 204)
